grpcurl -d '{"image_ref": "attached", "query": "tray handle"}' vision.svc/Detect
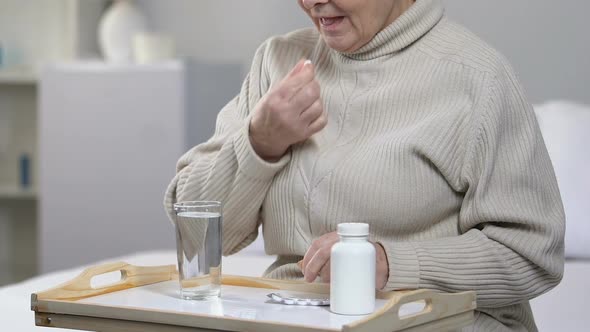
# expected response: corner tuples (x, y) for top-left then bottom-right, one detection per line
(33, 262), (176, 302)
(344, 289), (476, 332)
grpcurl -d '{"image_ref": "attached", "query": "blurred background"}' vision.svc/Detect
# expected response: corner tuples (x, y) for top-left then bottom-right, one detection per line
(0, 0), (589, 287)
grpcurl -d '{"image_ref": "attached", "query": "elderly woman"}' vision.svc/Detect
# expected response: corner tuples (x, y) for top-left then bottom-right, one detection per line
(165, 0), (565, 330)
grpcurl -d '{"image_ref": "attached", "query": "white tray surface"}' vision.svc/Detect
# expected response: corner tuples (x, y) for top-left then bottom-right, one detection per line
(78, 281), (424, 330)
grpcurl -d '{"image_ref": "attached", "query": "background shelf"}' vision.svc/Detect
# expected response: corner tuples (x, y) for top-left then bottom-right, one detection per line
(0, 69), (37, 85)
(0, 186), (38, 200)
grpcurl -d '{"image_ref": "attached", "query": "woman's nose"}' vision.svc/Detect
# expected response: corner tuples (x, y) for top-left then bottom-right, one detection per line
(301, 0), (330, 10)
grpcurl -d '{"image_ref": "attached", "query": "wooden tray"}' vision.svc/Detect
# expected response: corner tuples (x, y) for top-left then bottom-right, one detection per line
(31, 262), (476, 332)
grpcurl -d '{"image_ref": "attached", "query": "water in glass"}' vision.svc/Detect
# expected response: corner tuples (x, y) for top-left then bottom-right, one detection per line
(175, 204), (222, 300)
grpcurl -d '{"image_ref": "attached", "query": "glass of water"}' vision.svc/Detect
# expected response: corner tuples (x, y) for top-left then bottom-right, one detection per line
(174, 201), (222, 300)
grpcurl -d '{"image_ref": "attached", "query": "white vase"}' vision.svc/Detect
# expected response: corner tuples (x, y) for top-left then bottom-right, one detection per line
(98, 0), (148, 63)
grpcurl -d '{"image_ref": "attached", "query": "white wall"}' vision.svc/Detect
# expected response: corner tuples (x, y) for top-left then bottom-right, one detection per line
(0, 0), (106, 69)
(137, 0), (590, 104)
(137, 1), (308, 66)
(0, 0), (70, 67)
(442, 0), (590, 106)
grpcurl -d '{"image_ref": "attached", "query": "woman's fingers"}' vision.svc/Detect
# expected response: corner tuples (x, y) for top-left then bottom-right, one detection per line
(319, 260), (331, 283)
(301, 241), (320, 275)
(304, 246), (331, 282)
(300, 98), (323, 124)
(374, 242), (390, 290)
(290, 79), (321, 111)
(286, 59), (307, 78)
(301, 234), (389, 289)
(307, 112), (328, 135)
(281, 60), (315, 100)
(301, 231), (332, 273)
(248, 59), (324, 161)
(302, 232), (339, 282)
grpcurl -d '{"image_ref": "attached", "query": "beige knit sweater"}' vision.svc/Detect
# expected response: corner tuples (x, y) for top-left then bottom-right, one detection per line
(164, 0), (565, 330)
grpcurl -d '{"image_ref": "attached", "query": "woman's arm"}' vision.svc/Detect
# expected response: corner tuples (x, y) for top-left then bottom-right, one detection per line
(163, 41), (291, 255)
(379, 62), (565, 309)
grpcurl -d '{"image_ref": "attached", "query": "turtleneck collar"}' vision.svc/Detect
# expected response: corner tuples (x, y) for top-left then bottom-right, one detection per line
(337, 0), (444, 61)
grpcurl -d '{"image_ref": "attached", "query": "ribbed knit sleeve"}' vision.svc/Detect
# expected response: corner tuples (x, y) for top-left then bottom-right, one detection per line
(163, 40), (291, 255)
(379, 61), (566, 308)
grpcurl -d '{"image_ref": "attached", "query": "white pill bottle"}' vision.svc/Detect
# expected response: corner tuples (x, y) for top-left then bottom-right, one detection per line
(330, 223), (376, 315)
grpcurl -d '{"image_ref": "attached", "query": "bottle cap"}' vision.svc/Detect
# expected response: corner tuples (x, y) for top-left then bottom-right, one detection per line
(337, 223), (369, 236)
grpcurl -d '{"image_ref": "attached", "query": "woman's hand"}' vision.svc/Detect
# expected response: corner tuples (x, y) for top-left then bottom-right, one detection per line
(300, 232), (390, 290)
(249, 59), (327, 161)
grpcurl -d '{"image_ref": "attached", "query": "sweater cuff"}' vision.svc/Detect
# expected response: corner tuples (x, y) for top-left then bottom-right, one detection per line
(378, 241), (421, 291)
(233, 121), (291, 181)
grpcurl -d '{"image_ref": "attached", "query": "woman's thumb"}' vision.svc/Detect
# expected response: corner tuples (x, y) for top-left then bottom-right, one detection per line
(288, 59), (312, 77)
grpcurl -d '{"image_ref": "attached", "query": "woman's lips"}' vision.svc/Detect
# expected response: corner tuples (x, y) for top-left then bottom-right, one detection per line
(319, 16), (345, 32)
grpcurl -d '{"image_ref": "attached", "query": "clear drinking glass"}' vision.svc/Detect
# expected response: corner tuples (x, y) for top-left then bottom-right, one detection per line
(174, 201), (222, 300)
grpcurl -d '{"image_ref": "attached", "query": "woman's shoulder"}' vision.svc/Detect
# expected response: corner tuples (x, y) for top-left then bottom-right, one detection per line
(260, 27), (321, 60)
(251, 28), (322, 81)
(419, 17), (515, 78)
